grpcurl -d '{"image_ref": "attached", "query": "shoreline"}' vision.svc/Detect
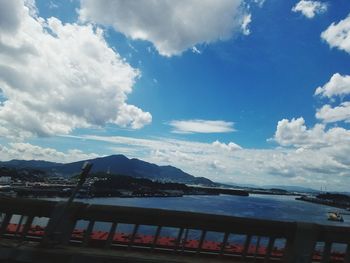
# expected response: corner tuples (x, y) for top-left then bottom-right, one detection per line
(296, 196), (350, 210)
(1, 185), (250, 199)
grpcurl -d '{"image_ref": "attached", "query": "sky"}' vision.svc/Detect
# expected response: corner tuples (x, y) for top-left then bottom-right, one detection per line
(1, 0), (350, 191)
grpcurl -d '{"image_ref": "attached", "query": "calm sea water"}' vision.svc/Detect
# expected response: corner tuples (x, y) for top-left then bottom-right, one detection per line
(46, 194), (350, 227)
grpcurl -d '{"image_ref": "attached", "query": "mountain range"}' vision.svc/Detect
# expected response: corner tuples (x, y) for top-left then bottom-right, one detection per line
(0, 155), (216, 186)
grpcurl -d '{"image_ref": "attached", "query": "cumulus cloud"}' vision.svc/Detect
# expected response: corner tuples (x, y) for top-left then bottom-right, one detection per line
(0, 142), (99, 163)
(212, 140), (242, 151)
(322, 15), (350, 54)
(274, 118), (324, 148)
(315, 73), (350, 98)
(0, 0), (151, 139)
(269, 71), (350, 188)
(168, 119), (235, 134)
(316, 102), (350, 123)
(292, 0), (327, 19)
(209, 160), (226, 171)
(270, 117), (350, 185)
(314, 73), (350, 123)
(79, 0), (250, 56)
(273, 117), (350, 148)
(0, 0), (23, 33)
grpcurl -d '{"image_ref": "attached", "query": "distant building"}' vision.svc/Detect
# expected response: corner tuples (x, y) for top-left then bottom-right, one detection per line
(0, 176), (12, 185)
(47, 176), (69, 184)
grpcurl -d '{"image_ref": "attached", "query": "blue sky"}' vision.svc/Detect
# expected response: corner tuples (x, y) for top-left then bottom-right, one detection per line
(1, 0), (350, 190)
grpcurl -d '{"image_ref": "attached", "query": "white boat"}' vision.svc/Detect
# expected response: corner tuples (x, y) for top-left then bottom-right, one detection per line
(327, 212), (344, 222)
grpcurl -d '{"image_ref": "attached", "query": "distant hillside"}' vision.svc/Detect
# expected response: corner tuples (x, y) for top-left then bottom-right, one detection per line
(0, 155), (216, 186)
(0, 166), (46, 182)
(219, 182), (318, 193)
(263, 185), (318, 193)
(1, 159), (59, 169)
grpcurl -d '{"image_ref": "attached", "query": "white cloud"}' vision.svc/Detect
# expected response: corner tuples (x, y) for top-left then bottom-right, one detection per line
(267, 73), (350, 188)
(0, 0), (23, 34)
(191, 46), (201, 54)
(168, 119), (235, 134)
(0, 0), (151, 139)
(315, 73), (350, 98)
(292, 0), (327, 19)
(79, 0), (250, 57)
(241, 14), (252, 36)
(314, 73), (350, 123)
(268, 117), (350, 184)
(316, 102), (350, 123)
(212, 140), (242, 151)
(273, 118), (324, 148)
(273, 117), (350, 148)
(0, 142), (99, 163)
(210, 160), (226, 171)
(322, 15), (350, 54)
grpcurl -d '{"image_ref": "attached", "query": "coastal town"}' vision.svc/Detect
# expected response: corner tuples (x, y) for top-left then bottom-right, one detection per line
(0, 166), (249, 198)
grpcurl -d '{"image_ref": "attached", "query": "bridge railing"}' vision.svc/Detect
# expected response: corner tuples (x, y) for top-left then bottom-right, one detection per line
(0, 197), (350, 262)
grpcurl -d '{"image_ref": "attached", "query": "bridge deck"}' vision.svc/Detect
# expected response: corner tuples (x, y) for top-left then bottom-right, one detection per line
(0, 197), (350, 263)
(0, 239), (249, 263)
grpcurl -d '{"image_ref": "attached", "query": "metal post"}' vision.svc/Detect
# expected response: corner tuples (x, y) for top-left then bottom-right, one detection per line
(65, 162), (93, 205)
(41, 162), (93, 247)
(283, 222), (318, 263)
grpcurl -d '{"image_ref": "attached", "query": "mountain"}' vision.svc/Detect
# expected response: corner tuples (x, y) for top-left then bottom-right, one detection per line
(1, 159), (59, 169)
(0, 155), (216, 186)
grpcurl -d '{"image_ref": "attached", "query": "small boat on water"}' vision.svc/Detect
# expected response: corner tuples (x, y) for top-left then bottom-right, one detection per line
(327, 212), (344, 222)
